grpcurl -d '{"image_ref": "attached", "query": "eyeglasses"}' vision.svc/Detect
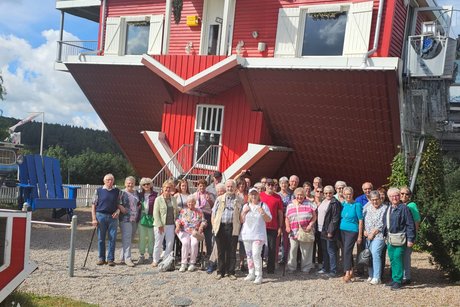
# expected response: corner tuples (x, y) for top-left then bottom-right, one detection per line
(324, 192), (333, 195)
(370, 198), (380, 202)
(142, 183), (150, 186)
(266, 183), (274, 186)
(316, 190), (323, 193)
(389, 195), (400, 198)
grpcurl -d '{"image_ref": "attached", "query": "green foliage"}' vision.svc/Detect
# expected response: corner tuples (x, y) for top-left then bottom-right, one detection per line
(172, 0), (183, 24)
(0, 73), (6, 100)
(387, 151), (408, 188)
(3, 291), (97, 306)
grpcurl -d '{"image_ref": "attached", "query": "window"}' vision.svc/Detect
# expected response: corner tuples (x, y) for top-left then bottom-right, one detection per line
(207, 24), (220, 55)
(301, 12), (347, 56)
(274, 1), (374, 58)
(194, 105), (224, 168)
(125, 21), (150, 55)
(0, 217), (7, 268)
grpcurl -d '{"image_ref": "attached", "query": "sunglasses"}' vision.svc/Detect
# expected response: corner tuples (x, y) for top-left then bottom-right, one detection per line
(400, 192), (410, 196)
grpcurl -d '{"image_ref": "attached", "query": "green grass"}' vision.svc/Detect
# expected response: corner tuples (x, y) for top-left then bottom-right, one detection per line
(2, 291), (98, 307)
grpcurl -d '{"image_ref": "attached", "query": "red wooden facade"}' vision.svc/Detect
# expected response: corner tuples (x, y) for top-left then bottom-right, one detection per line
(62, 0), (437, 188)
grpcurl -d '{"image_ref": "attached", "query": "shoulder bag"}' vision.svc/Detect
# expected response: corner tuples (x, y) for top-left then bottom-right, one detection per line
(386, 207), (406, 246)
(295, 205), (315, 243)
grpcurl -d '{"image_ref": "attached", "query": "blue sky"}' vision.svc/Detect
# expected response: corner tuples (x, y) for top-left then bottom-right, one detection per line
(0, 0), (459, 130)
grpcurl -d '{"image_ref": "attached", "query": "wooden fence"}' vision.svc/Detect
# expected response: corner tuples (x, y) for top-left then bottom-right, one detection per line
(0, 184), (101, 207)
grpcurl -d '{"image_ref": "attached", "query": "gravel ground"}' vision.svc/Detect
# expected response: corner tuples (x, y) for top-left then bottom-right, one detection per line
(18, 207), (460, 307)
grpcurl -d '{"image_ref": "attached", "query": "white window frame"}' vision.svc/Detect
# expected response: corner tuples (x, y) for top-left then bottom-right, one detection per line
(193, 104), (224, 170)
(296, 4), (350, 57)
(0, 216), (12, 273)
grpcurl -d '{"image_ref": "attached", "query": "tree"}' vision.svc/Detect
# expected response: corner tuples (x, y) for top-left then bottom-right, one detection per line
(0, 74), (6, 101)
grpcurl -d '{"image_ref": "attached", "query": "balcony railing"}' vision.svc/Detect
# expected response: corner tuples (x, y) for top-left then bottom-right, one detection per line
(56, 40), (98, 63)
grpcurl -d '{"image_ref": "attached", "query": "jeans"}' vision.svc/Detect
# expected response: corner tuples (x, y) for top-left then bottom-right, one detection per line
(313, 230), (323, 264)
(215, 223), (238, 276)
(243, 240), (264, 278)
(403, 245), (413, 280)
(367, 238), (385, 280)
(138, 224), (154, 258)
(287, 238), (313, 272)
(96, 212), (118, 262)
(153, 225), (175, 263)
(178, 231), (199, 264)
(119, 221), (137, 261)
(320, 238), (338, 274)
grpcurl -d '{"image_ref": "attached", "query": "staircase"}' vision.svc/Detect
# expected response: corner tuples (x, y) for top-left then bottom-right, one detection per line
(183, 145), (222, 191)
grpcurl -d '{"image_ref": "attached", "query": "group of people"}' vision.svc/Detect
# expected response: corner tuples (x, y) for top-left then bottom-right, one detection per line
(91, 171), (420, 290)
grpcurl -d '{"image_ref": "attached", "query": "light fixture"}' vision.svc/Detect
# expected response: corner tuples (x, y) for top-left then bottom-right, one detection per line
(252, 31), (258, 39)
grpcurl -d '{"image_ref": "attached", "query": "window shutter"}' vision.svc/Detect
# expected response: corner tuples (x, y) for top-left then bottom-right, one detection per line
(104, 17), (122, 55)
(343, 1), (374, 56)
(274, 8), (301, 58)
(148, 14), (164, 55)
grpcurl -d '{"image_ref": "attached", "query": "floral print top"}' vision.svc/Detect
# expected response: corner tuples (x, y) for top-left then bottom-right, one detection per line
(176, 207), (207, 234)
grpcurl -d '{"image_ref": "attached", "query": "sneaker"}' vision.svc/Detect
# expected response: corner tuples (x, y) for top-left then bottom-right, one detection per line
(370, 278), (381, 285)
(125, 259), (135, 267)
(328, 272), (337, 278)
(215, 274), (223, 280)
(228, 274), (237, 280)
(107, 261), (116, 267)
(254, 276), (263, 284)
(367, 277), (372, 282)
(244, 274), (255, 281)
(188, 264), (197, 272)
(179, 264), (187, 272)
(385, 281), (396, 287)
(402, 279), (412, 285)
(96, 259), (106, 265)
(391, 282), (402, 291)
(136, 257), (144, 265)
(206, 262), (216, 274)
(151, 262), (158, 268)
(317, 269), (327, 274)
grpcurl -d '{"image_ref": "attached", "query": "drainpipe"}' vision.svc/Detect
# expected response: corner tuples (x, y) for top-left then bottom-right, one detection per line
(57, 10), (65, 62)
(163, 0), (172, 54)
(361, 0), (385, 67)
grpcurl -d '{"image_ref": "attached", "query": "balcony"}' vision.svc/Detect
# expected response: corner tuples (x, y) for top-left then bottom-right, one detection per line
(55, 40), (98, 71)
(56, 0), (101, 22)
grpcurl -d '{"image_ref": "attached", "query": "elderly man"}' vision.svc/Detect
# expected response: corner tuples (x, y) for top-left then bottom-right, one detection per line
(355, 182), (373, 207)
(311, 177), (323, 197)
(288, 175), (299, 194)
(206, 171), (223, 198)
(384, 187), (416, 291)
(260, 178), (284, 274)
(91, 173), (123, 266)
(212, 179), (243, 280)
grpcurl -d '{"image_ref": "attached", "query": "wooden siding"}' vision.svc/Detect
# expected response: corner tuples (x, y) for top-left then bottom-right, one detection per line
(152, 55), (226, 79)
(162, 85), (272, 171)
(168, 0), (204, 55)
(388, 0), (407, 58)
(106, 0), (165, 17)
(232, 0), (394, 58)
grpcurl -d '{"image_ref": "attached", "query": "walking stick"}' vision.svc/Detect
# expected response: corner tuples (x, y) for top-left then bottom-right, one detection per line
(83, 226), (97, 268)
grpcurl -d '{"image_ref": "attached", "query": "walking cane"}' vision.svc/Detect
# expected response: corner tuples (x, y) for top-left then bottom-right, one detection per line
(83, 226), (97, 268)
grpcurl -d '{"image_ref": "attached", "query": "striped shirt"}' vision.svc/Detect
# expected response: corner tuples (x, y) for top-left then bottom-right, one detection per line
(285, 202), (314, 239)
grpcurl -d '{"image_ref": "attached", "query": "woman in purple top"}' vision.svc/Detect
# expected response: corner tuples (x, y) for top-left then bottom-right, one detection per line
(175, 195), (207, 272)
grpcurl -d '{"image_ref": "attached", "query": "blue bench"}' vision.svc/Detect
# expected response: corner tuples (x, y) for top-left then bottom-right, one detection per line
(18, 155), (79, 220)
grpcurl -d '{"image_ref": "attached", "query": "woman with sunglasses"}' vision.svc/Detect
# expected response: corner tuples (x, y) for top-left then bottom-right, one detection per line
(340, 186), (363, 282)
(137, 177), (157, 264)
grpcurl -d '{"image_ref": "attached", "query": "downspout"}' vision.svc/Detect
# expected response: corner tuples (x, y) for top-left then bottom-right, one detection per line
(361, 0), (385, 67)
(80, 0), (106, 61)
(163, 0), (172, 54)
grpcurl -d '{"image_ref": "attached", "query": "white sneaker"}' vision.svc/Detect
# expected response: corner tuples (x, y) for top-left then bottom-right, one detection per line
(367, 277), (372, 282)
(244, 274), (255, 281)
(254, 276), (263, 284)
(125, 259), (135, 267)
(370, 278), (381, 285)
(188, 264), (197, 272)
(179, 264), (187, 272)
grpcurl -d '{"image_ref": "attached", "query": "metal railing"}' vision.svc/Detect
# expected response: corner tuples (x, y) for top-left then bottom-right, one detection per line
(183, 145), (222, 191)
(56, 40), (98, 63)
(151, 144), (193, 192)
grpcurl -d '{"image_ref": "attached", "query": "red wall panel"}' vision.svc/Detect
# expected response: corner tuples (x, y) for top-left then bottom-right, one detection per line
(162, 85), (272, 171)
(168, 0), (204, 55)
(107, 0), (165, 16)
(153, 55), (226, 79)
(0, 218), (26, 290)
(388, 0), (407, 58)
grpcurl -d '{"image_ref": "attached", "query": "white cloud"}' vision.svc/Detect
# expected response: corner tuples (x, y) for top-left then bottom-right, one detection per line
(0, 30), (106, 130)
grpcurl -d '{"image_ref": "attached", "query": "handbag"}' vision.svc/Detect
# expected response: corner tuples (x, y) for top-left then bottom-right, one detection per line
(357, 241), (372, 266)
(295, 205), (315, 243)
(140, 213), (154, 228)
(192, 229), (205, 242)
(386, 207), (406, 246)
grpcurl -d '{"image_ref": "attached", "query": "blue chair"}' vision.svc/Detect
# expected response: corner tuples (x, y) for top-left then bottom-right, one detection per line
(18, 154), (79, 220)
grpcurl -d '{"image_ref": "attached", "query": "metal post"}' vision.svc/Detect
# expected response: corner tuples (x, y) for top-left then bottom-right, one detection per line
(40, 112), (44, 156)
(85, 184), (90, 207)
(58, 10), (65, 62)
(69, 215), (77, 277)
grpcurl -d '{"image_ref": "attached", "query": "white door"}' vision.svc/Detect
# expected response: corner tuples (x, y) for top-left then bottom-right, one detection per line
(194, 105), (224, 169)
(201, 0), (225, 55)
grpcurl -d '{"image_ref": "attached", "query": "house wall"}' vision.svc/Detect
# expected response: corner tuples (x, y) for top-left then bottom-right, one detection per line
(106, 0), (165, 16)
(162, 85), (272, 171)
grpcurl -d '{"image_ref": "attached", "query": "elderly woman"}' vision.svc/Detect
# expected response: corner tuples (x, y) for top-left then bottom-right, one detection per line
(340, 186), (363, 282)
(236, 178), (248, 271)
(194, 179), (214, 256)
(278, 176), (292, 264)
(302, 182), (314, 202)
(285, 187), (317, 273)
(152, 180), (179, 267)
(137, 177), (157, 264)
(175, 179), (190, 209)
(240, 188), (272, 284)
(118, 176), (140, 267)
(317, 185), (342, 277)
(175, 195), (207, 272)
(312, 186), (323, 268)
(334, 181), (347, 203)
(363, 190), (387, 284)
(384, 187), (416, 290)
